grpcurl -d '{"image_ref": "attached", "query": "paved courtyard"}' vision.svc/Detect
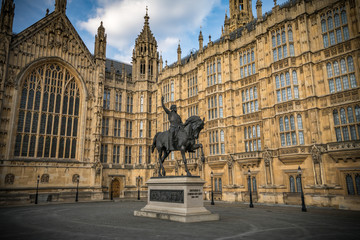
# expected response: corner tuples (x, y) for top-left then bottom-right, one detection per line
(1, 201), (359, 240)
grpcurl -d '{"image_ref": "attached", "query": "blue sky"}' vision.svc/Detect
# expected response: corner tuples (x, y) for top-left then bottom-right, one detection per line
(12, 0), (288, 65)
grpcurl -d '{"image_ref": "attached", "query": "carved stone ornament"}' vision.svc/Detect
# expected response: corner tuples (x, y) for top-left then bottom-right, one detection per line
(227, 157), (233, 169)
(93, 161), (102, 175)
(311, 145), (322, 164)
(5, 68), (16, 88)
(5, 173), (15, 184)
(263, 147), (272, 166)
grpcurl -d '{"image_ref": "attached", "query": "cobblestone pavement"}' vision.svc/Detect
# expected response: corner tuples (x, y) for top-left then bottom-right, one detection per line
(1, 201), (359, 240)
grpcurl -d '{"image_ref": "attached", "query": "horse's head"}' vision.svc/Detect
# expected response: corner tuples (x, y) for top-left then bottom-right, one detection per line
(186, 116), (205, 139)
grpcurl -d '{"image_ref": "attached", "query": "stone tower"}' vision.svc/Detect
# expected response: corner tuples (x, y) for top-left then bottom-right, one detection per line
(229, 0), (254, 32)
(132, 8), (159, 82)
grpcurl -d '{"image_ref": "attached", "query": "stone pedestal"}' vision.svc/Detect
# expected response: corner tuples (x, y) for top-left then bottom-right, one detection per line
(134, 176), (219, 222)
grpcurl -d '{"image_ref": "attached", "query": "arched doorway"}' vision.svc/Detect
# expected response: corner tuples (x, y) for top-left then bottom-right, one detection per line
(111, 179), (120, 198)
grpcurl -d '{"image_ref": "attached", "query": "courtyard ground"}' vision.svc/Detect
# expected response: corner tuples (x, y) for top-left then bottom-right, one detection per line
(0, 201), (359, 240)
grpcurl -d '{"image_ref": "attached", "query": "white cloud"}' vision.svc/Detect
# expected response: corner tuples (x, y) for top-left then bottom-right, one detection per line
(78, 0), (220, 64)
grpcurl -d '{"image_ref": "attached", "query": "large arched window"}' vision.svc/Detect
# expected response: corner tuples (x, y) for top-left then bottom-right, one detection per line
(14, 63), (80, 159)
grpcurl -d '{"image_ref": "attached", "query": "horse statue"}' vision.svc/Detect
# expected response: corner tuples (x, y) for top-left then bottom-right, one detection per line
(151, 116), (205, 177)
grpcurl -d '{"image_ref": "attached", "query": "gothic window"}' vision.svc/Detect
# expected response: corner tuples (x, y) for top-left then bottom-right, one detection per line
(207, 58), (221, 86)
(209, 130), (219, 155)
(114, 119), (121, 137)
(115, 92), (122, 111)
(280, 114), (304, 147)
(289, 176), (296, 192)
(242, 86), (258, 114)
(140, 60), (145, 75)
(333, 105), (360, 141)
(113, 145), (120, 164)
(188, 105), (198, 118)
(272, 25), (293, 62)
(5, 174), (15, 184)
(148, 95), (152, 112)
(14, 63), (80, 159)
(140, 95), (144, 112)
(100, 144), (108, 163)
(296, 176), (302, 192)
(240, 48), (255, 78)
(103, 89), (110, 110)
(220, 130), (225, 154)
(170, 81), (174, 101)
(252, 177), (257, 192)
(139, 146), (142, 164)
(148, 120), (152, 138)
(163, 81), (170, 103)
(244, 125), (261, 152)
(139, 121), (143, 138)
(187, 71), (198, 98)
(275, 71), (299, 103)
(125, 146), (132, 164)
(321, 8), (349, 48)
(125, 121), (133, 138)
(126, 94), (133, 113)
(148, 146), (151, 163)
(327, 56), (357, 93)
(102, 118), (109, 136)
(41, 174), (49, 183)
(208, 95), (223, 120)
(346, 174), (355, 195)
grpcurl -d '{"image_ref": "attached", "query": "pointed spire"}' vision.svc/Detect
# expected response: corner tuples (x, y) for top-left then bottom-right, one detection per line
(177, 40), (181, 65)
(199, 27), (203, 52)
(0, 0), (15, 34)
(144, 6), (149, 26)
(55, 0), (67, 14)
(94, 21), (106, 60)
(256, 0), (263, 21)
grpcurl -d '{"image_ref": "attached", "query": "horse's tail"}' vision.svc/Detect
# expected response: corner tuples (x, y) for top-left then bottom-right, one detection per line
(151, 132), (160, 153)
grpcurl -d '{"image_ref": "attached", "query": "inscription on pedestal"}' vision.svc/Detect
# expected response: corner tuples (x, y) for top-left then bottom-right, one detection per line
(188, 189), (202, 199)
(150, 190), (184, 203)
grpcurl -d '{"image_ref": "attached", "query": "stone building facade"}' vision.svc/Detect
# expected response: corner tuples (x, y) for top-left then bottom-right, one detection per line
(0, 0), (360, 210)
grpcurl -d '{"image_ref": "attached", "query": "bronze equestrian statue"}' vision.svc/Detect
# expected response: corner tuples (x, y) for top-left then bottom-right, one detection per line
(151, 96), (205, 177)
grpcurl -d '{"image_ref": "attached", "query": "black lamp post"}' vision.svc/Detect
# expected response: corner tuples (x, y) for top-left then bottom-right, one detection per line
(211, 171), (214, 205)
(75, 175), (80, 202)
(298, 166), (307, 212)
(35, 175), (40, 204)
(248, 169), (254, 208)
(110, 177), (114, 200)
(137, 175), (141, 200)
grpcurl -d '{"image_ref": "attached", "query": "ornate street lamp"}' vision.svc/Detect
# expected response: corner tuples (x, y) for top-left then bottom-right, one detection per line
(35, 175), (40, 204)
(298, 166), (307, 212)
(136, 175), (141, 200)
(110, 177), (114, 201)
(248, 169), (254, 208)
(75, 175), (80, 202)
(211, 171), (214, 205)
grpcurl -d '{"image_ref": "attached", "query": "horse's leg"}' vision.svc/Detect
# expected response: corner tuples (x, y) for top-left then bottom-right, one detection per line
(192, 143), (205, 163)
(181, 146), (191, 176)
(158, 149), (163, 177)
(161, 150), (170, 176)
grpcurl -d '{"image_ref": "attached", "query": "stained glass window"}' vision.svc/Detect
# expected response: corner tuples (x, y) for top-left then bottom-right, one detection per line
(15, 63), (80, 159)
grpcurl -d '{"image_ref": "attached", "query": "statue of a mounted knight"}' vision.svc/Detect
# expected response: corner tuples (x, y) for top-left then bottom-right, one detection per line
(151, 96), (205, 177)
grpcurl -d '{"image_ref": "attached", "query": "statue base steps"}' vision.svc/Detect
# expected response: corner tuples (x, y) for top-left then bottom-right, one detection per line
(134, 176), (219, 223)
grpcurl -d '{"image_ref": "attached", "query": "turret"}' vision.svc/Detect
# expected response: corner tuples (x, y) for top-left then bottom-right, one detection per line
(229, 0), (254, 32)
(94, 21), (106, 60)
(198, 29), (203, 52)
(177, 41), (181, 65)
(132, 7), (158, 81)
(55, 0), (67, 14)
(256, 0), (262, 21)
(0, 0), (15, 34)
(159, 54), (163, 72)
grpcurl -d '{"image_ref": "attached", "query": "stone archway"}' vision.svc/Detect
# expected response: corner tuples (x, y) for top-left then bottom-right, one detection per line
(111, 179), (120, 198)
